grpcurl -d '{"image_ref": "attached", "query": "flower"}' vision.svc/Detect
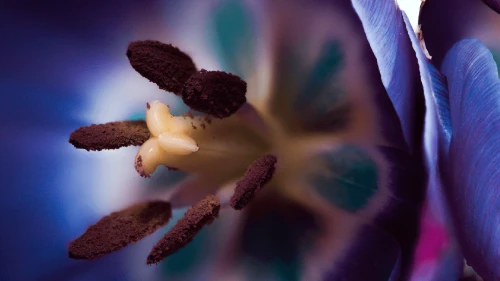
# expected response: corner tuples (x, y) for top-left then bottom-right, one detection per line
(66, 0), (431, 280)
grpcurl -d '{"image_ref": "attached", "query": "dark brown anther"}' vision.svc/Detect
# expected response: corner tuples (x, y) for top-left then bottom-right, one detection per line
(127, 40), (197, 95)
(69, 201), (172, 260)
(69, 120), (150, 151)
(230, 154), (277, 210)
(182, 69), (247, 119)
(147, 195), (220, 264)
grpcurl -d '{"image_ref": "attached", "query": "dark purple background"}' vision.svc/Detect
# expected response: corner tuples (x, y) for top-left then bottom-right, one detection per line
(0, 1), (177, 280)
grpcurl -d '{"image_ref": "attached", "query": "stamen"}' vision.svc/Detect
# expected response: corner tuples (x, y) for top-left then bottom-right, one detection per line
(127, 40), (197, 95)
(69, 120), (150, 151)
(230, 154), (277, 210)
(69, 201), (172, 260)
(182, 69), (247, 118)
(147, 195), (220, 264)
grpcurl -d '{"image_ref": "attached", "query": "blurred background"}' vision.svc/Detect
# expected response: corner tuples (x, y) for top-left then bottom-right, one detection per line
(0, 1), (420, 280)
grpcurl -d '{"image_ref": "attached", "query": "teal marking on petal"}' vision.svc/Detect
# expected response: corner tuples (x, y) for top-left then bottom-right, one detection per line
(243, 258), (300, 281)
(272, 259), (300, 281)
(294, 41), (348, 131)
(210, 0), (255, 78)
(297, 40), (344, 105)
(312, 145), (378, 212)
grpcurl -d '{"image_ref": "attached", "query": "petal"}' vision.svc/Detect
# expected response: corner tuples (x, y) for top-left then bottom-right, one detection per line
(236, 190), (320, 280)
(264, 0), (407, 150)
(352, 0), (425, 151)
(308, 143), (425, 278)
(373, 147), (426, 279)
(430, 246), (463, 281)
(311, 145), (379, 213)
(425, 61), (452, 151)
(292, 40), (349, 134)
(208, 189), (329, 281)
(399, 13), (465, 281)
(323, 224), (401, 281)
(440, 39), (500, 280)
(419, 0), (500, 68)
(409, 203), (463, 281)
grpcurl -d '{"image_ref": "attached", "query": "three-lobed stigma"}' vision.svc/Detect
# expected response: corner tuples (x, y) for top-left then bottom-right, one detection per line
(135, 100), (200, 177)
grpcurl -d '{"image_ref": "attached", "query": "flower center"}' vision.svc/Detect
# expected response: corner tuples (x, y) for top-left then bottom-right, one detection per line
(135, 100), (270, 181)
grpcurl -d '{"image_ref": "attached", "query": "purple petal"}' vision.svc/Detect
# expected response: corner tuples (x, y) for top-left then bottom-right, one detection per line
(409, 202), (463, 281)
(352, 0), (425, 151)
(323, 224), (401, 281)
(440, 39), (500, 280)
(309, 143), (425, 279)
(263, 0), (407, 150)
(419, 0), (500, 68)
(430, 246), (463, 281)
(375, 146), (425, 279)
(213, 189), (322, 280)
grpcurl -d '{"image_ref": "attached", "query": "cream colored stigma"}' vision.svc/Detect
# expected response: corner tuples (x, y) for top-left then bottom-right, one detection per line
(135, 101), (199, 177)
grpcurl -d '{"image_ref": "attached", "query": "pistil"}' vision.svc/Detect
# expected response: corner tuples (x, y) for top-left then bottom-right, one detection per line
(135, 101), (267, 177)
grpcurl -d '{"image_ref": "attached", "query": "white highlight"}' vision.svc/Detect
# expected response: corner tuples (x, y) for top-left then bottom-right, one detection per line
(397, 0), (422, 31)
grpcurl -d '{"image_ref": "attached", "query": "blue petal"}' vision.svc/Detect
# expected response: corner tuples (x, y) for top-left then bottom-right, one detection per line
(352, 0), (425, 151)
(430, 245), (463, 281)
(265, 0), (407, 150)
(208, 0), (256, 78)
(439, 39), (500, 280)
(426, 61), (452, 149)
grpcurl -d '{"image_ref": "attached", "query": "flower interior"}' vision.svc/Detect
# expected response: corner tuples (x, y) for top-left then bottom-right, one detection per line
(68, 40), (336, 265)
